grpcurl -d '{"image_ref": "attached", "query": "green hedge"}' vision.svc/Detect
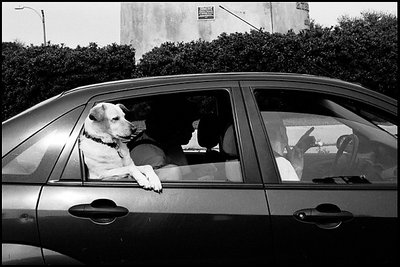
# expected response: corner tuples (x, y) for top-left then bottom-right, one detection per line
(2, 11), (397, 122)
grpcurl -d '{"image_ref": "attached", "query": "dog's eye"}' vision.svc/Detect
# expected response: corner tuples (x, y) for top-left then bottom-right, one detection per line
(112, 117), (120, 121)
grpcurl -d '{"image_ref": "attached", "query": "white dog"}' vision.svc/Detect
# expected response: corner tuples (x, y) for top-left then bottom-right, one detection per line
(79, 102), (162, 192)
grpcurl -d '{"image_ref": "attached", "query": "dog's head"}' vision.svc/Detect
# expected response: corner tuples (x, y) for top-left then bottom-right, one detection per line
(86, 102), (136, 142)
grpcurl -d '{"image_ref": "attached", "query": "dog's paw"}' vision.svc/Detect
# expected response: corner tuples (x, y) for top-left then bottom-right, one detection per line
(145, 172), (162, 193)
(135, 177), (151, 189)
(149, 178), (162, 193)
(137, 165), (163, 193)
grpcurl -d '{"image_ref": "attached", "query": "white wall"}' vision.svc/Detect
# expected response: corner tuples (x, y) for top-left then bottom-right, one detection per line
(121, 2), (310, 60)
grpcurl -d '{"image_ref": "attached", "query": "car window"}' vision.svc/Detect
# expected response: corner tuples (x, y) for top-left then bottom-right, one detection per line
(254, 89), (397, 184)
(80, 90), (243, 183)
(340, 99), (398, 136)
(3, 129), (58, 175)
(2, 107), (84, 184)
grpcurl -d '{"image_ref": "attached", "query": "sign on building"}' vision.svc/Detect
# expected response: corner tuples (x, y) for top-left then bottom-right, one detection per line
(296, 2), (309, 11)
(198, 6), (215, 20)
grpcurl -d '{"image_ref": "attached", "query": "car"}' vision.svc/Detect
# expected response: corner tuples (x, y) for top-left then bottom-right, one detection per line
(2, 72), (397, 265)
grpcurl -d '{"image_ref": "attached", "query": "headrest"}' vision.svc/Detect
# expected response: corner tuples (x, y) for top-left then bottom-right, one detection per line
(148, 97), (200, 123)
(197, 114), (221, 149)
(222, 125), (238, 157)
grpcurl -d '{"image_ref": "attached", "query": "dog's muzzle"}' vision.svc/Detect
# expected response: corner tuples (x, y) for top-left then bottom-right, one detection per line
(118, 127), (138, 142)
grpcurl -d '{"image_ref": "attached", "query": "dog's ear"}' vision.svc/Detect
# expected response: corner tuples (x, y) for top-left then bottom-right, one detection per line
(89, 104), (105, 122)
(117, 103), (135, 121)
(117, 103), (129, 113)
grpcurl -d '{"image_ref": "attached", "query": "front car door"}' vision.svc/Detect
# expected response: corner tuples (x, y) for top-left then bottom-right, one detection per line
(241, 79), (397, 265)
(37, 80), (273, 264)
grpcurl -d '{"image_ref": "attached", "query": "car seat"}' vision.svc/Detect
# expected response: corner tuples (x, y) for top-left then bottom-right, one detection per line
(197, 114), (225, 162)
(221, 124), (242, 182)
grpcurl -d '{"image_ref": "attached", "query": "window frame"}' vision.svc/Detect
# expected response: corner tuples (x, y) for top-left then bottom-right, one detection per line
(240, 81), (397, 188)
(51, 81), (263, 187)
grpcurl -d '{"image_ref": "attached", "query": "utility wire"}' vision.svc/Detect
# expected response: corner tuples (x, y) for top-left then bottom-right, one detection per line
(219, 4), (334, 78)
(219, 5), (262, 32)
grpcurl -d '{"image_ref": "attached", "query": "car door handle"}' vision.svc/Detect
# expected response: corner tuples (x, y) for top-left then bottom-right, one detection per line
(293, 203), (353, 229)
(68, 199), (128, 224)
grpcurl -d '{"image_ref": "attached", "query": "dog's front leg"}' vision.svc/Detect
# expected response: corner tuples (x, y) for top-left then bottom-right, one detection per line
(137, 165), (162, 192)
(128, 166), (157, 190)
(99, 166), (152, 190)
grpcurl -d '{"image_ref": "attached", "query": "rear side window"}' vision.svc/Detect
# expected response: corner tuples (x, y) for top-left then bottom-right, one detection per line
(3, 129), (59, 175)
(77, 89), (244, 183)
(2, 107), (84, 184)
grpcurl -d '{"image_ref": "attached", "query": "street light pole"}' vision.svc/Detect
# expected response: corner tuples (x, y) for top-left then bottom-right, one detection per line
(41, 9), (47, 45)
(15, 6), (47, 46)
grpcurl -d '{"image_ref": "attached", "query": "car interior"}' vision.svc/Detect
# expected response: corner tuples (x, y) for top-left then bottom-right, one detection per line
(254, 89), (397, 184)
(73, 89), (397, 185)
(79, 90), (243, 183)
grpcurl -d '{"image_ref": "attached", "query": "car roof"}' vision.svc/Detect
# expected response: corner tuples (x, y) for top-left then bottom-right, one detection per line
(61, 72), (396, 105)
(62, 72), (372, 96)
(2, 72), (397, 157)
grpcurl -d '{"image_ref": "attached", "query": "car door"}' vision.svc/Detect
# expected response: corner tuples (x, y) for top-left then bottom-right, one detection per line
(241, 80), (397, 265)
(37, 81), (273, 264)
(2, 106), (85, 265)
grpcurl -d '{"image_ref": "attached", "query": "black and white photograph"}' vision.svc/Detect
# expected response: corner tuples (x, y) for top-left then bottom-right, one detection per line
(2, 2), (398, 265)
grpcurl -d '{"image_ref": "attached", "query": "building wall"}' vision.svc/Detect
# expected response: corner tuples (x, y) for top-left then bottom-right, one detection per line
(121, 2), (310, 60)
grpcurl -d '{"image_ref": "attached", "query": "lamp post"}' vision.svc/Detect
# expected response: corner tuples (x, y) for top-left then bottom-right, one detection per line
(15, 6), (47, 46)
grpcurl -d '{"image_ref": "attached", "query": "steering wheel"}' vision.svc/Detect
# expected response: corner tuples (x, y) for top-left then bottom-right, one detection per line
(332, 134), (359, 175)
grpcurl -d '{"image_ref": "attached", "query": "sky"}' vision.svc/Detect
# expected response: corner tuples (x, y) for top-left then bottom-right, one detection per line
(1, 2), (398, 48)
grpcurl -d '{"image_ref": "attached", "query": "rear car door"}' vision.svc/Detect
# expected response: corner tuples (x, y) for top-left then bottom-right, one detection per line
(241, 80), (397, 265)
(2, 105), (85, 264)
(37, 81), (273, 264)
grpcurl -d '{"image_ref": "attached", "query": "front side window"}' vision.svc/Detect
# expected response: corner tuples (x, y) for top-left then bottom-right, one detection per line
(254, 90), (397, 184)
(81, 90), (243, 183)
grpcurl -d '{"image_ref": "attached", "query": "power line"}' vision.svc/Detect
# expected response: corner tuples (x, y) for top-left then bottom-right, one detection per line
(219, 5), (262, 32)
(219, 4), (334, 78)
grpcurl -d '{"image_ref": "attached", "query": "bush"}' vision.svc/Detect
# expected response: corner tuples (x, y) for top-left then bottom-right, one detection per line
(138, 11), (397, 98)
(2, 12), (397, 122)
(2, 42), (137, 121)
